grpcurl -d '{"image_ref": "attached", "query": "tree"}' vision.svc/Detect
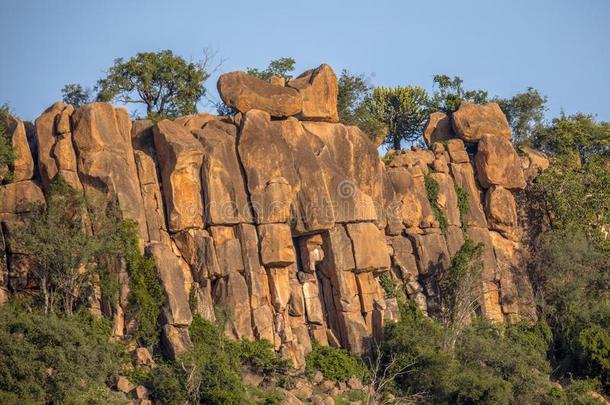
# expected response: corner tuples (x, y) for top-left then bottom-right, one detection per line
(365, 86), (430, 149)
(0, 104), (16, 184)
(96, 50), (213, 119)
(61, 83), (92, 107)
(430, 74), (489, 113)
(246, 57), (296, 81)
(16, 178), (132, 314)
(495, 87), (547, 145)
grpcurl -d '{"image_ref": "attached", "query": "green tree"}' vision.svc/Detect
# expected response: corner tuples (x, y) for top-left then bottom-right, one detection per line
(495, 87), (547, 145)
(430, 74), (489, 113)
(0, 104), (16, 184)
(61, 83), (92, 107)
(96, 50), (211, 119)
(365, 86), (430, 149)
(246, 57), (296, 81)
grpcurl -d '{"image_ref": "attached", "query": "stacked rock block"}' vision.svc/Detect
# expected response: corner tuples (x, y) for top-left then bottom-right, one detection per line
(0, 64), (547, 365)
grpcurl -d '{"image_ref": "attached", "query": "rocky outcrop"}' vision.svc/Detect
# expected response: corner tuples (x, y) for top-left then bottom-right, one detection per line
(0, 64), (548, 367)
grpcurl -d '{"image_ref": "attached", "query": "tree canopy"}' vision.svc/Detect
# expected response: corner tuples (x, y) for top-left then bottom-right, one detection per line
(96, 50), (211, 119)
(61, 83), (92, 108)
(246, 57), (296, 81)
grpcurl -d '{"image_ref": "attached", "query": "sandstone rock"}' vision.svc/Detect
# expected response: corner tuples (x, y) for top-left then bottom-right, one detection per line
(0, 181), (44, 214)
(34, 102), (64, 188)
(3, 116), (34, 181)
(153, 119), (204, 231)
(298, 234), (324, 273)
(450, 162), (488, 227)
(452, 102), (511, 142)
(71, 103), (147, 238)
(408, 232), (450, 276)
(258, 223), (296, 267)
(133, 385), (150, 400)
(174, 112), (217, 130)
(218, 71), (302, 117)
(213, 271), (254, 340)
(475, 134), (526, 189)
(431, 172), (461, 227)
(210, 226), (244, 276)
(388, 236), (418, 283)
(115, 376), (135, 394)
(446, 138), (470, 164)
(280, 388), (304, 405)
(132, 347), (155, 367)
(194, 120), (253, 225)
(132, 120), (169, 244)
(172, 229), (219, 282)
(275, 119), (335, 233)
(238, 110), (298, 223)
(287, 64), (339, 122)
(387, 167), (423, 228)
(423, 112), (454, 147)
(345, 222), (390, 272)
(162, 324), (193, 360)
(146, 243), (192, 326)
(520, 146), (550, 179)
(485, 186), (518, 239)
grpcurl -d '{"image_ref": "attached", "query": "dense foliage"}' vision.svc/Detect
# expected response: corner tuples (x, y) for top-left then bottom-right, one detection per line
(61, 83), (92, 107)
(246, 57), (296, 81)
(0, 104), (16, 184)
(0, 304), (124, 404)
(96, 50), (210, 119)
(305, 342), (370, 383)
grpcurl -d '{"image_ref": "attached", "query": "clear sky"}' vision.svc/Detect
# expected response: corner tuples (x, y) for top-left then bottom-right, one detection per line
(1, 0), (609, 122)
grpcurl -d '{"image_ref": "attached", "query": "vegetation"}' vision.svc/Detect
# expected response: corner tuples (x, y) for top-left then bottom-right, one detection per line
(305, 342), (370, 383)
(455, 184), (470, 230)
(0, 303), (124, 404)
(61, 83), (92, 107)
(430, 74), (489, 114)
(495, 87), (547, 145)
(424, 173), (449, 233)
(145, 315), (288, 404)
(96, 50), (213, 119)
(0, 104), (15, 184)
(246, 57), (296, 81)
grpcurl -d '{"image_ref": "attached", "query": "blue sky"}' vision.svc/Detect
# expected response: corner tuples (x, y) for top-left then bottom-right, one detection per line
(1, 0), (609, 122)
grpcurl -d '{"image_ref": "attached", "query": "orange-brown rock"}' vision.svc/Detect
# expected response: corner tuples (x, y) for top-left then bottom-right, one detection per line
(218, 71), (303, 117)
(153, 119), (204, 231)
(452, 102), (511, 142)
(34, 102), (64, 188)
(0, 181), (45, 214)
(287, 64), (339, 122)
(162, 324), (193, 360)
(258, 223), (296, 267)
(520, 146), (550, 180)
(3, 116), (34, 181)
(446, 139), (470, 164)
(485, 186), (518, 239)
(423, 112), (454, 147)
(345, 222), (390, 272)
(475, 134), (526, 189)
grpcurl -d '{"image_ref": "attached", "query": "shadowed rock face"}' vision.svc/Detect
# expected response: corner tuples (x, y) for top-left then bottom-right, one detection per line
(0, 64), (548, 366)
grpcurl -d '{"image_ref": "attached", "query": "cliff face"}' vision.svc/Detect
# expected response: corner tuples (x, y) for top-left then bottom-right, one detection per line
(0, 64), (547, 366)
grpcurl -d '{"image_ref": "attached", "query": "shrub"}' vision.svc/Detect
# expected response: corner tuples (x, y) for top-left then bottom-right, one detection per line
(306, 342), (370, 383)
(0, 104), (15, 184)
(425, 173), (448, 233)
(455, 185), (470, 230)
(0, 304), (123, 403)
(237, 338), (291, 376)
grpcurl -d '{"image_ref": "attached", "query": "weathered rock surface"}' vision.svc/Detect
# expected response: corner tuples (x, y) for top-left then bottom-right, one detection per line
(218, 71), (303, 117)
(2, 64), (544, 367)
(475, 134), (526, 189)
(452, 102), (512, 142)
(3, 115), (34, 181)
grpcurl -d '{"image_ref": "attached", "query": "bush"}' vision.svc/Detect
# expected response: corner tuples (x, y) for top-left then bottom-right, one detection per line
(425, 173), (448, 233)
(0, 304), (124, 403)
(455, 185), (470, 230)
(306, 342), (370, 383)
(0, 104), (15, 184)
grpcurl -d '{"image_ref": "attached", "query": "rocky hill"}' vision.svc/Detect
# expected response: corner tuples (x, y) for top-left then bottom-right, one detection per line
(0, 64), (549, 368)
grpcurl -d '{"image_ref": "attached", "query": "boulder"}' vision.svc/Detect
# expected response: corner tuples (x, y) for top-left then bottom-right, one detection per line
(258, 223), (296, 267)
(146, 243), (192, 327)
(423, 112), (454, 147)
(450, 162), (488, 227)
(287, 64), (339, 122)
(238, 110), (299, 224)
(452, 102), (512, 142)
(153, 119), (205, 231)
(446, 139), (470, 164)
(484, 186), (518, 240)
(132, 347), (155, 367)
(34, 102), (64, 188)
(0, 181), (45, 214)
(520, 146), (550, 180)
(475, 134), (526, 189)
(162, 324), (193, 360)
(71, 103), (147, 238)
(212, 271), (254, 340)
(3, 116), (34, 181)
(193, 120), (253, 225)
(345, 222), (390, 272)
(217, 71), (302, 117)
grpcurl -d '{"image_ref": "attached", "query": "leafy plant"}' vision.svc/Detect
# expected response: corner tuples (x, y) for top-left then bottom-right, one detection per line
(305, 342), (370, 383)
(0, 104), (16, 184)
(455, 185), (470, 230)
(246, 57), (296, 81)
(424, 173), (449, 233)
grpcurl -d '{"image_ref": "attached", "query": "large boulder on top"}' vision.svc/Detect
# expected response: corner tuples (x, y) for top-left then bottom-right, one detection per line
(287, 64), (339, 122)
(217, 71), (302, 117)
(452, 102), (511, 142)
(423, 112), (454, 147)
(475, 134), (526, 189)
